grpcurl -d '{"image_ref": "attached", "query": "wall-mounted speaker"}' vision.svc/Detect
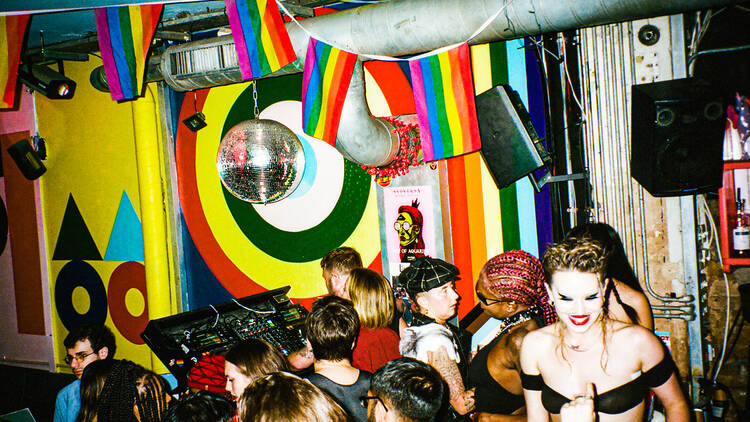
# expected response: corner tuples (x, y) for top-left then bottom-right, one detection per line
(630, 78), (724, 197)
(476, 85), (550, 190)
(7, 139), (46, 180)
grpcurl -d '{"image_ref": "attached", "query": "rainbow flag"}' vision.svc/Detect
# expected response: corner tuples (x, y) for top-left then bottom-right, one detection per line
(1, 15), (30, 109)
(301, 38), (358, 146)
(225, 0), (296, 80)
(409, 42), (481, 162)
(94, 5), (162, 101)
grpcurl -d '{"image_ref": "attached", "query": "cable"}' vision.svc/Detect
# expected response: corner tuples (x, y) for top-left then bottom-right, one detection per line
(232, 298), (275, 315)
(276, 0), (517, 61)
(209, 304), (220, 328)
(697, 194), (731, 382)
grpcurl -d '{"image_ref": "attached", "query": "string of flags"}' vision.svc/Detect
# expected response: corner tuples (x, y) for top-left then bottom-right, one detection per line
(0, 0), (506, 163)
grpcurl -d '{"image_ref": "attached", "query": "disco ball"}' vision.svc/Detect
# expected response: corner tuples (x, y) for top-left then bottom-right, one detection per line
(217, 119), (305, 204)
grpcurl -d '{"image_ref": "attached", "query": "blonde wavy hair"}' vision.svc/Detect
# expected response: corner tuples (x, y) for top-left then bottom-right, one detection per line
(541, 237), (610, 284)
(347, 268), (395, 329)
(542, 237), (613, 368)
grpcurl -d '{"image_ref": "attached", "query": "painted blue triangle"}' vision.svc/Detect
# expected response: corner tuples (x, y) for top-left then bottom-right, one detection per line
(104, 191), (144, 261)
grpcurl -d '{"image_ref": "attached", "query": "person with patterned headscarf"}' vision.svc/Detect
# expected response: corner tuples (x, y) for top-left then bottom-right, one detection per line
(468, 250), (556, 420)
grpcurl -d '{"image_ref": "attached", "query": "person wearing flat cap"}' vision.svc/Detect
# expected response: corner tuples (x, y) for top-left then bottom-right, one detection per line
(398, 257), (475, 420)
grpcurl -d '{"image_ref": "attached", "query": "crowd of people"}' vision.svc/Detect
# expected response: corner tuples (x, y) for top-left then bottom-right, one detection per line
(52, 224), (690, 422)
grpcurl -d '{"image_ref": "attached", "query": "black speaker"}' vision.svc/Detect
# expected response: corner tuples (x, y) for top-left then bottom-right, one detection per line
(630, 78), (724, 197)
(7, 139), (46, 180)
(476, 85), (550, 190)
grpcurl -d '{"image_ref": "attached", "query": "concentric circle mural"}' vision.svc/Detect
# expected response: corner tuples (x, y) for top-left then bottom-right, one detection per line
(176, 75), (380, 299)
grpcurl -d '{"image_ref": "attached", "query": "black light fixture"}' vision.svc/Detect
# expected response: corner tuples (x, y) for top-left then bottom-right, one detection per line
(7, 139), (47, 180)
(182, 92), (207, 132)
(18, 63), (76, 100)
(183, 112), (207, 132)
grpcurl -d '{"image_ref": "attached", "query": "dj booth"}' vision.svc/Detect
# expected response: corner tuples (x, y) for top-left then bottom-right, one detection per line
(141, 286), (307, 390)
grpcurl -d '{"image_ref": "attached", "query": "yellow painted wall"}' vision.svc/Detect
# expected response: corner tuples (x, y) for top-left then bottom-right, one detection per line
(36, 58), (160, 372)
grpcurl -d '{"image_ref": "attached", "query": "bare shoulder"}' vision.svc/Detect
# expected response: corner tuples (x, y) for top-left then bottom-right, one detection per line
(611, 321), (665, 359)
(613, 280), (651, 308)
(521, 324), (556, 354)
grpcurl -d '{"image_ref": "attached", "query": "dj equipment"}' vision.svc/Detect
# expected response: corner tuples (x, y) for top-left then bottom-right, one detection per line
(630, 77), (724, 197)
(141, 286), (307, 388)
(476, 84), (550, 190)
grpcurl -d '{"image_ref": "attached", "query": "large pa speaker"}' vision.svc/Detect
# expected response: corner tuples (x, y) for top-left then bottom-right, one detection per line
(630, 78), (724, 197)
(476, 85), (550, 190)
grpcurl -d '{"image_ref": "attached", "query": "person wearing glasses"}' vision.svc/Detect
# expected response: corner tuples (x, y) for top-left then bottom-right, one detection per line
(54, 323), (116, 422)
(364, 357), (444, 422)
(468, 250), (557, 421)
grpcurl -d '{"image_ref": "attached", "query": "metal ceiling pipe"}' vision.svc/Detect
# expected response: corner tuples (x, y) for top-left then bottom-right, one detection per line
(161, 0), (737, 167)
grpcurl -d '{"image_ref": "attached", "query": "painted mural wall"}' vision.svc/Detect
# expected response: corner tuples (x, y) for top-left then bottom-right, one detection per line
(173, 38), (553, 320)
(35, 58), (163, 372)
(0, 37), (551, 377)
(0, 89), (55, 371)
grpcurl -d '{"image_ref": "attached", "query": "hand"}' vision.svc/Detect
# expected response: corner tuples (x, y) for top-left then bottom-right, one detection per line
(560, 383), (595, 422)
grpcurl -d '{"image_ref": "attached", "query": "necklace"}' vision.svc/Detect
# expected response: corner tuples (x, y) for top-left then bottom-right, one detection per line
(563, 341), (594, 352)
(493, 305), (541, 338)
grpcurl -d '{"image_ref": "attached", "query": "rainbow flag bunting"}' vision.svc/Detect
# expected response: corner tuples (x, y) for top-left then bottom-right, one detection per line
(225, 0), (297, 80)
(94, 4), (163, 101)
(1, 15), (30, 109)
(301, 38), (358, 146)
(409, 42), (481, 162)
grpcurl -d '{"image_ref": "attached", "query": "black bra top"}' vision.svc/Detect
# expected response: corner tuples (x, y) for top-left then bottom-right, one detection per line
(521, 355), (675, 415)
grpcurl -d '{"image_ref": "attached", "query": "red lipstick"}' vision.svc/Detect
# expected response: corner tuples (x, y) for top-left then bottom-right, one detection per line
(569, 315), (590, 326)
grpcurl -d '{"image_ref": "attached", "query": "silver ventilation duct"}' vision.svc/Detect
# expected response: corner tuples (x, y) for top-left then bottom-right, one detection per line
(160, 0), (738, 167)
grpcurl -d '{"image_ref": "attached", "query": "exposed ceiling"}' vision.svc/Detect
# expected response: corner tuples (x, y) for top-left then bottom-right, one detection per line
(14, 0), (370, 59)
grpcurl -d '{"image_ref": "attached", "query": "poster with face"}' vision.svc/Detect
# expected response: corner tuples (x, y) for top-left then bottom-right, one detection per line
(383, 185), (436, 277)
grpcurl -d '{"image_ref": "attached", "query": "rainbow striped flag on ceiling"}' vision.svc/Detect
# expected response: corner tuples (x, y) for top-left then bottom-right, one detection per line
(1, 15), (30, 109)
(94, 4), (162, 101)
(301, 38), (358, 146)
(225, 0), (297, 80)
(409, 42), (481, 162)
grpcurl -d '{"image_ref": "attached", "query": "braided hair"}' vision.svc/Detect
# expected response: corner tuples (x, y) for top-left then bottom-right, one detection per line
(87, 359), (170, 422)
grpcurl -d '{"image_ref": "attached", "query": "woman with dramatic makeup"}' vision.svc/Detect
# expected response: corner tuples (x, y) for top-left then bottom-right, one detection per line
(468, 250), (557, 421)
(520, 237), (689, 422)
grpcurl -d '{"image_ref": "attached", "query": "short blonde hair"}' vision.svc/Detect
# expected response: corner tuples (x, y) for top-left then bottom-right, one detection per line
(347, 268), (395, 329)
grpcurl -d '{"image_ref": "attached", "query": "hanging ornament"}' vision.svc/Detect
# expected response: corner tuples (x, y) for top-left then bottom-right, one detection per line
(361, 117), (422, 181)
(216, 82), (305, 204)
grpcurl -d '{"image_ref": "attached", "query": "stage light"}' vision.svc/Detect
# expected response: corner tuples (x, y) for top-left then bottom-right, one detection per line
(183, 112), (207, 132)
(18, 64), (76, 100)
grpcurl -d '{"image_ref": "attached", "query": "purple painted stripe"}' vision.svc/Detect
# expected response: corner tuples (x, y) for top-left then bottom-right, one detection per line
(525, 37), (553, 255)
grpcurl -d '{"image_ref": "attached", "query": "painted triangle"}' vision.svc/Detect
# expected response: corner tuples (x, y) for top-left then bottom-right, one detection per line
(52, 194), (102, 260)
(104, 191), (144, 261)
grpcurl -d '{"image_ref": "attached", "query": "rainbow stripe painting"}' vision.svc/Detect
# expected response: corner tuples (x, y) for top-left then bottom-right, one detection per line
(225, 0), (297, 80)
(301, 38), (358, 146)
(1, 15), (30, 109)
(409, 42), (481, 162)
(94, 5), (162, 101)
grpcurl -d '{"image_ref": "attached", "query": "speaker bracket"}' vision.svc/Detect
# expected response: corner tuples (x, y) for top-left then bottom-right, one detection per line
(529, 171), (587, 192)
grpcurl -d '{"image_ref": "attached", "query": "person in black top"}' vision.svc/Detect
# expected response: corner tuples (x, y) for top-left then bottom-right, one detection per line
(520, 237), (689, 422)
(304, 295), (371, 422)
(468, 250), (556, 421)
